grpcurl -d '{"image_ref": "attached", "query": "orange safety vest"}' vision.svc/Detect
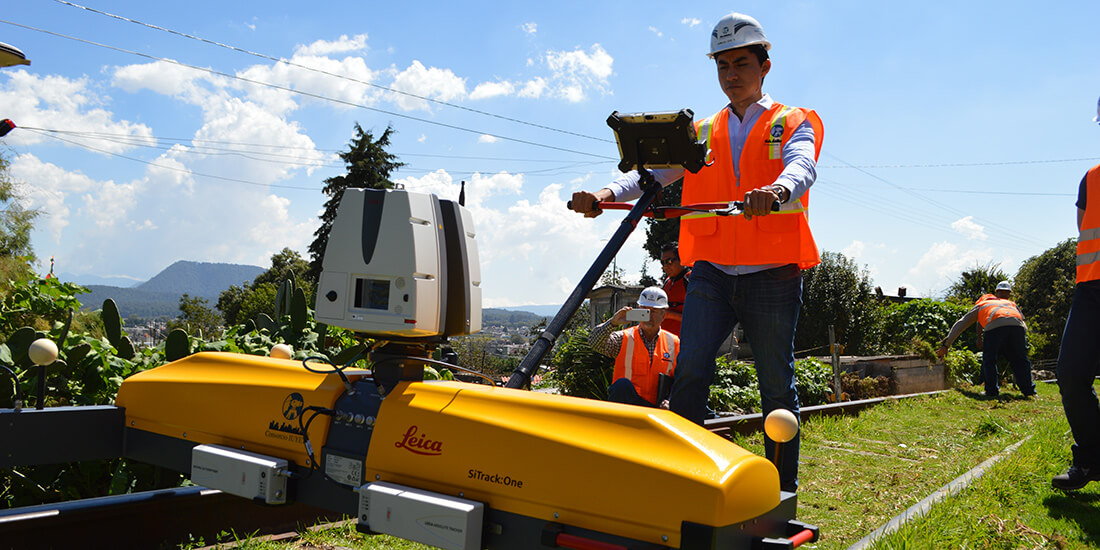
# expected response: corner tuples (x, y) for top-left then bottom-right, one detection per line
(613, 326), (678, 404)
(1078, 164), (1100, 284)
(680, 103), (824, 269)
(975, 294), (1023, 329)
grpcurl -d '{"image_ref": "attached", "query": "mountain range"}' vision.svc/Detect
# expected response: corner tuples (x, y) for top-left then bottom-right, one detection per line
(75, 260), (264, 319)
(71, 260), (561, 322)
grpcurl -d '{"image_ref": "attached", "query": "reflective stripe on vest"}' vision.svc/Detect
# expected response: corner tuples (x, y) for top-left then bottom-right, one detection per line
(679, 103), (823, 269)
(975, 294), (1023, 328)
(1078, 164), (1100, 283)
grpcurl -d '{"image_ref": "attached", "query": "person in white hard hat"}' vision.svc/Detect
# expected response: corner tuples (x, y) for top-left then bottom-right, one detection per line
(570, 11), (822, 492)
(1050, 95), (1100, 491)
(936, 280), (1036, 398)
(589, 287), (679, 408)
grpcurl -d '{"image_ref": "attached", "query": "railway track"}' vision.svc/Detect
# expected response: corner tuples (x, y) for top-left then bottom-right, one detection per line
(0, 390), (948, 549)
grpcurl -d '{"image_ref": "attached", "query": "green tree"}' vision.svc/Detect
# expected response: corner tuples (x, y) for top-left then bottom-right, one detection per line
(166, 294), (221, 339)
(216, 248), (311, 326)
(943, 261), (1010, 305)
(638, 261), (658, 287)
(0, 152), (38, 260)
(796, 251), (881, 356)
(307, 124), (403, 281)
(1014, 238), (1077, 359)
(642, 179), (682, 261)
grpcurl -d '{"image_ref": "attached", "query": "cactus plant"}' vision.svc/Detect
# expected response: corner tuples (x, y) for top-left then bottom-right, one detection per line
(102, 299), (123, 347)
(165, 329), (190, 362)
(290, 286), (307, 333)
(256, 313), (277, 334)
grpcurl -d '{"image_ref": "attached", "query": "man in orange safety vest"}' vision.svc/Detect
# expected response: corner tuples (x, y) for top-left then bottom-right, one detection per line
(589, 287), (679, 408)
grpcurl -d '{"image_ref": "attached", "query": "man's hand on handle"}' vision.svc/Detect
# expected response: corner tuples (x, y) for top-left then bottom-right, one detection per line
(570, 189), (614, 218)
(743, 185), (786, 220)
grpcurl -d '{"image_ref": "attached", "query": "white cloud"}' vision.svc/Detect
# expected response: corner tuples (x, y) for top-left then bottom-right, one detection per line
(951, 216), (988, 240)
(417, 134), (427, 143)
(388, 60), (467, 111)
(478, 134), (498, 144)
(682, 17), (702, 27)
(518, 77), (548, 98)
(0, 70), (155, 154)
(543, 44), (614, 102)
(470, 80), (516, 100)
(294, 34), (368, 56)
(843, 240), (866, 259)
(112, 60), (209, 99)
(521, 22), (537, 35)
(649, 26), (663, 37)
(910, 241), (994, 288)
(234, 52), (379, 114)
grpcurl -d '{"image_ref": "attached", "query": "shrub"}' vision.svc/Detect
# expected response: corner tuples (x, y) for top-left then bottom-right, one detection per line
(708, 356), (835, 414)
(548, 326), (612, 400)
(944, 349), (981, 387)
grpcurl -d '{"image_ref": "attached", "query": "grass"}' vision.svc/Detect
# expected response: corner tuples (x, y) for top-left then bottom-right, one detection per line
(190, 381), (1099, 549)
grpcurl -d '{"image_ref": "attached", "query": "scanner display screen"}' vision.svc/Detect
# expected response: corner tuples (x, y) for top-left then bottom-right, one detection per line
(353, 278), (390, 310)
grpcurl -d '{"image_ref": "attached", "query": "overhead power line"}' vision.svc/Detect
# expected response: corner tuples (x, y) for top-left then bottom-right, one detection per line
(822, 152), (1050, 249)
(0, 19), (618, 161)
(50, 0), (615, 146)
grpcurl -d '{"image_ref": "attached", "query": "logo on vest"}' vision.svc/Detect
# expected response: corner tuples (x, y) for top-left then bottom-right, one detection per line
(663, 352), (671, 360)
(395, 425), (443, 456)
(770, 125), (784, 138)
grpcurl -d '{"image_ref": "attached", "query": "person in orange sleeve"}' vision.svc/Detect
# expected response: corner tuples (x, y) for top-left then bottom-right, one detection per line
(659, 242), (691, 336)
(936, 281), (1036, 398)
(1051, 96), (1100, 491)
(571, 12), (820, 491)
(589, 287), (678, 408)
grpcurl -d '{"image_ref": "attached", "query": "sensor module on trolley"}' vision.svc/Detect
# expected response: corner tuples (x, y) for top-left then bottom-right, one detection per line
(359, 481), (484, 550)
(190, 444), (289, 505)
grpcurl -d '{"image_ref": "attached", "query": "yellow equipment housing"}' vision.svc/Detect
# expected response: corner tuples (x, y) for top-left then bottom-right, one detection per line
(115, 352), (780, 547)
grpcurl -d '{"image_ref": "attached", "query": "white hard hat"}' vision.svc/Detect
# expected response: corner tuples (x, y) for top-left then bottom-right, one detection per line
(637, 286), (669, 309)
(708, 12), (771, 58)
(995, 280), (1012, 292)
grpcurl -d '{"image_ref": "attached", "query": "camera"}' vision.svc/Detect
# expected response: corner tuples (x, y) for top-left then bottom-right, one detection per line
(625, 308), (651, 322)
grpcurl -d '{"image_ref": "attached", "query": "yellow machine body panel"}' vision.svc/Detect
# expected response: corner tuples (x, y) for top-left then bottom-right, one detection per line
(116, 352), (357, 467)
(367, 381), (779, 547)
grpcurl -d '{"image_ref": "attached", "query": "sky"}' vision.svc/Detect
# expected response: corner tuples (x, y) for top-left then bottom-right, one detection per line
(1, 0), (1099, 308)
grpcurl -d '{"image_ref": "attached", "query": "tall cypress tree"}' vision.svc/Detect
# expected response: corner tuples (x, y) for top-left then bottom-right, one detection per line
(307, 123), (404, 281)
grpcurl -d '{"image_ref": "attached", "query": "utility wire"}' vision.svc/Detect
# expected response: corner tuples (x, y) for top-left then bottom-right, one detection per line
(33, 131), (322, 191)
(50, 0), (615, 145)
(21, 126), (618, 166)
(0, 19), (618, 161)
(822, 152), (1050, 249)
(820, 156), (1100, 169)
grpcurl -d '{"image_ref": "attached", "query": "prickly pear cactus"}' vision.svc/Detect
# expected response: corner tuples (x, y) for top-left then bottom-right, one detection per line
(290, 287), (307, 333)
(165, 329), (190, 362)
(116, 336), (136, 360)
(256, 313), (277, 334)
(101, 299), (123, 347)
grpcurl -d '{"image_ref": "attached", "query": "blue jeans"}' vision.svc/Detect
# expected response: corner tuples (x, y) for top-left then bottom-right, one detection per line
(669, 262), (803, 491)
(607, 378), (656, 408)
(981, 325), (1035, 396)
(1057, 280), (1100, 470)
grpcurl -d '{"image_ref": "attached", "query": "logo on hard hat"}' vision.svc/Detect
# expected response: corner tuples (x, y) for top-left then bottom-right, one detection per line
(733, 22), (754, 33)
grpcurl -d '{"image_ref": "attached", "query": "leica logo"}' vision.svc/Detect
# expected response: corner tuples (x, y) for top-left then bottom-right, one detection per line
(395, 425), (443, 456)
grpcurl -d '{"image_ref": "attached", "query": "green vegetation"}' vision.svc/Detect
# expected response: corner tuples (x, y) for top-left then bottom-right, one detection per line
(307, 123), (404, 281)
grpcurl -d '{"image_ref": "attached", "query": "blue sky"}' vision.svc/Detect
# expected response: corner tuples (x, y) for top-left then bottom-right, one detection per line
(1, 1), (1098, 307)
